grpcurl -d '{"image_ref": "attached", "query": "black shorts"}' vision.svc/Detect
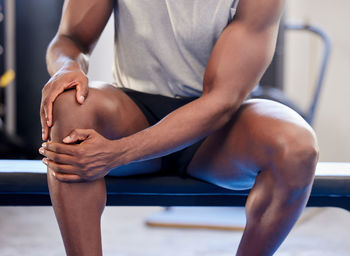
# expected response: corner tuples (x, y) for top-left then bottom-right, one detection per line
(120, 88), (204, 177)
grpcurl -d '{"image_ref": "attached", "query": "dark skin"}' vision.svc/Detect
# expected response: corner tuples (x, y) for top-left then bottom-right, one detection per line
(39, 0), (319, 255)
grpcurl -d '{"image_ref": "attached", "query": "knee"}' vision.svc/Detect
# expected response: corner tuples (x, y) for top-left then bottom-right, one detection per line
(50, 89), (101, 141)
(50, 90), (86, 141)
(53, 89), (81, 120)
(52, 88), (117, 125)
(51, 86), (125, 140)
(270, 125), (319, 190)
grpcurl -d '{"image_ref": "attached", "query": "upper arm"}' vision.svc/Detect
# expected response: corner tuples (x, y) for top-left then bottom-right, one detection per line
(202, 0), (285, 105)
(57, 0), (114, 53)
(233, 0), (285, 32)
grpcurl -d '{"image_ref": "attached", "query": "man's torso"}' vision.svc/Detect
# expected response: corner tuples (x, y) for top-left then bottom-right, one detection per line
(112, 0), (239, 98)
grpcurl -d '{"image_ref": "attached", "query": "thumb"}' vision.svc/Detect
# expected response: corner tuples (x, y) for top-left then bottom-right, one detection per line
(63, 129), (93, 144)
(75, 81), (89, 104)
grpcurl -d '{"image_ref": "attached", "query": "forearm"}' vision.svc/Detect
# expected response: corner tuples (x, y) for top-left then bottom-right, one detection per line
(117, 93), (236, 165)
(46, 34), (89, 76)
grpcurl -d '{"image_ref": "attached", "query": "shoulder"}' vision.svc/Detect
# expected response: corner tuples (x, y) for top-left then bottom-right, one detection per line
(234, 0), (286, 31)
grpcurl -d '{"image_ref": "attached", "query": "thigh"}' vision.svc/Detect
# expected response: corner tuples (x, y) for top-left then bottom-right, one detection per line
(186, 99), (314, 190)
(52, 81), (162, 175)
(86, 81), (151, 139)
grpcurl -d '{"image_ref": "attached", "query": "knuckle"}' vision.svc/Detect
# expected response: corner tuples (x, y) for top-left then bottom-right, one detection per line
(51, 163), (59, 172)
(75, 149), (82, 157)
(81, 75), (88, 83)
(71, 129), (79, 135)
(47, 161), (55, 171)
(42, 84), (49, 94)
(84, 174), (91, 181)
(52, 154), (62, 163)
(76, 161), (84, 170)
(40, 118), (46, 127)
(56, 175), (66, 183)
(76, 157), (85, 169)
(81, 167), (92, 179)
(86, 173), (94, 182)
(50, 154), (57, 162)
(42, 98), (49, 107)
(50, 144), (58, 152)
(46, 143), (52, 151)
(81, 174), (90, 182)
(40, 109), (46, 118)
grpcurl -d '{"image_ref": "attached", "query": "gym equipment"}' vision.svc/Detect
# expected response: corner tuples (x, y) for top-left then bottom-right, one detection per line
(252, 24), (331, 125)
(0, 1), (29, 158)
(0, 69), (15, 87)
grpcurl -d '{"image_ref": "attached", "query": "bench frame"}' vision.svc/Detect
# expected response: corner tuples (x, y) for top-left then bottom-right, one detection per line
(0, 161), (349, 211)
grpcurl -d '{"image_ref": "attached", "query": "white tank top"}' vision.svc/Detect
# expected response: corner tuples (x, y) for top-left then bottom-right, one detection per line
(113, 0), (240, 98)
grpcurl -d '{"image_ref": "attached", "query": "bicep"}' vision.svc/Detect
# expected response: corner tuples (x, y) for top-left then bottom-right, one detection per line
(202, 0), (285, 104)
(58, 0), (114, 53)
(234, 0), (285, 31)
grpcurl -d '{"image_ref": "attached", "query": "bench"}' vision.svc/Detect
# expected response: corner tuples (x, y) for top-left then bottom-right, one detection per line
(0, 160), (349, 211)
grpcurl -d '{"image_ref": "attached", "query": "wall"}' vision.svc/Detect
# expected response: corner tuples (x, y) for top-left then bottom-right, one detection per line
(15, 0), (63, 155)
(285, 0), (350, 161)
(88, 16), (114, 83)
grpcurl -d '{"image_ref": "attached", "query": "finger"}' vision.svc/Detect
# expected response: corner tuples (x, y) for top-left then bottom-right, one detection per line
(63, 128), (94, 144)
(44, 95), (55, 128)
(39, 147), (76, 165)
(75, 81), (89, 104)
(42, 142), (76, 155)
(43, 158), (79, 176)
(51, 170), (83, 183)
(40, 106), (49, 141)
(43, 84), (67, 128)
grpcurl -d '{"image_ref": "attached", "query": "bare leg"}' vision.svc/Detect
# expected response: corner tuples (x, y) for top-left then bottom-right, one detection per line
(48, 171), (106, 256)
(47, 84), (161, 256)
(237, 142), (317, 255)
(187, 99), (319, 256)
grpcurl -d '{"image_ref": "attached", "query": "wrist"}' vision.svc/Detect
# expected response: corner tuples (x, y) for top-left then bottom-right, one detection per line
(61, 59), (82, 72)
(110, 137), (134, 167)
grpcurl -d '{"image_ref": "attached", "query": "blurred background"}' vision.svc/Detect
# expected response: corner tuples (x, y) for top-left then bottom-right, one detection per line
(0, 1), (349, 255)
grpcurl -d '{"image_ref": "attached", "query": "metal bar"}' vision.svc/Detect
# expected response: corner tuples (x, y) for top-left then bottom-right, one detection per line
(284, 24), (331, 125)
(4, 0), (15, 135)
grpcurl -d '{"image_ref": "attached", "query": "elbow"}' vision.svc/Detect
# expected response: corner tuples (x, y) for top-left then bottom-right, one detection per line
(204, 92), (243, 129)
(217, 105), (235, 128)
(218, 98), (241, 124)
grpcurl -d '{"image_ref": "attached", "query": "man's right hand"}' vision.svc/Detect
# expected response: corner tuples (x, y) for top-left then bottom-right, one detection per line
(41, 62), (89, 141)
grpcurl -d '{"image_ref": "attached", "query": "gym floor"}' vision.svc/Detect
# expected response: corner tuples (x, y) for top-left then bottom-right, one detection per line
(0, 206), (349, 255)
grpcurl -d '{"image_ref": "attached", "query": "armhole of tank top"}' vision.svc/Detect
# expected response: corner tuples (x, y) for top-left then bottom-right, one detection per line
(230, 8), (237, 20)
(230, 0), (240, 20)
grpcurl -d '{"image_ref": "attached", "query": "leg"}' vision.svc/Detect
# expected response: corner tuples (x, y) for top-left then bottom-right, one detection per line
(187, 99), (319, 256)
(48, 82), (161, 256)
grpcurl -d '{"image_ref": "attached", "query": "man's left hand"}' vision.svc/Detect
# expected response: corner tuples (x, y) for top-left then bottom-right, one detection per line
(39, 129), (123, 183)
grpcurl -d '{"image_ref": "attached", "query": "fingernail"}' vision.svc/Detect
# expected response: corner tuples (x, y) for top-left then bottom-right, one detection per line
(79, 95), (85, 102)
(42, 133), (45, 140)
(46, 120), (50, 126)
(42, 158), (48, 164)
(63, 136), (71, 143)
(39, 147), (44, 154)
(52, 171), (56, 177)
(42, 143), (47, 148)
